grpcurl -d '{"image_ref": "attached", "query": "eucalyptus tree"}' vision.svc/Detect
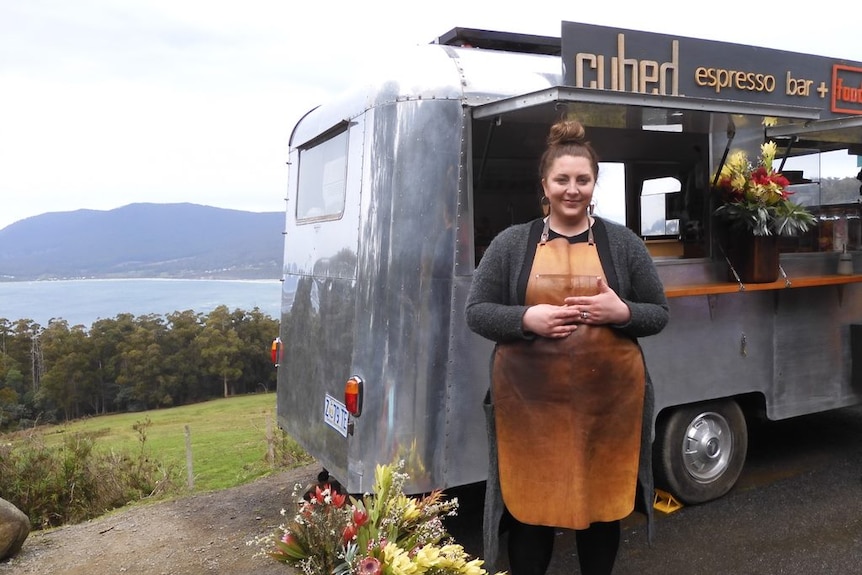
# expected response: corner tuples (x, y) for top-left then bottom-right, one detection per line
(162, 309), (206, 404)
(5, 319), (42, 394)
(38, 320), (94, 421)
(196, 305), (243, 398)
(0, 319), (19, 399)
(115, 314), (170, 410)
(230, 306), (278, 394)
(88, 313), (138, 415)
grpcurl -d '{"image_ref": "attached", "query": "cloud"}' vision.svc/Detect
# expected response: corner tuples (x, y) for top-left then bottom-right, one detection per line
(0, 1), (309, 226)
(1, 0), (860, 230)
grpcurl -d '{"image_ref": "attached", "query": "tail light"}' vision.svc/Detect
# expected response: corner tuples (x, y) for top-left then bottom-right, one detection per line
(270, 337), (282, 367)
(344, 375), (363, 416)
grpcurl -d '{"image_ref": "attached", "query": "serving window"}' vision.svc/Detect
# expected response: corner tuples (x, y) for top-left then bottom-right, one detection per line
(469, 104), (712, 264)
(467, 89), (862, 266)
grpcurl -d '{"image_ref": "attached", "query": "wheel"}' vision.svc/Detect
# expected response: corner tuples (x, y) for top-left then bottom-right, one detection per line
(653, 399), (748, 505)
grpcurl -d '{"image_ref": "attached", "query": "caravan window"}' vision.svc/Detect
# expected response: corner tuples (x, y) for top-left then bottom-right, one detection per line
(593, 162), (626, 225)
(775, 149), (862, 252)
(296, 129), (348, 222)
(641, 177), (682, 237)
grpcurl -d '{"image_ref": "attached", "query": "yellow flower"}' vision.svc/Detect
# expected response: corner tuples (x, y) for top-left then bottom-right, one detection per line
(413, 546), (440, 569)
(396, 495), (420, 521)
(433, 544), (468, 570)
(461, 558), (487, 575)
(730, 173), (747, 192)
(383, 542), (419, 575)
(760, 141), (777, 172)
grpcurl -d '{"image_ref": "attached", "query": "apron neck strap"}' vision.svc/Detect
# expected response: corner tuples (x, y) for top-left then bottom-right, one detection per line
(540, 216), (595, 246)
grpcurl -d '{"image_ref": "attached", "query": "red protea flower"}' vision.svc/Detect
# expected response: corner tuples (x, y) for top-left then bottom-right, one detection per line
(269, 529), (306, 563)
(312, 484), (329, 504)
(770, 173), (790, 189)
(353, 507), (369, 527)
(358, 557), (382, 575)
(331, 490), (347, 509)
(750, 166), (770, 186)
(342, 523), (357, 544)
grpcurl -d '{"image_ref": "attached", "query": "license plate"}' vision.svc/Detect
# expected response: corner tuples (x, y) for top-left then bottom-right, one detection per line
(324, 394), (349, 437)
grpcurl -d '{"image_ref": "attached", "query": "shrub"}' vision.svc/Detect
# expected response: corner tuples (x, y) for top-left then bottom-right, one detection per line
(0, 420), (179, 529)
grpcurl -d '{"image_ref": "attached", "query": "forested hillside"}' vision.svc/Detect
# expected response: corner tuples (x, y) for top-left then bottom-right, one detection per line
(0, 305), (278, 430)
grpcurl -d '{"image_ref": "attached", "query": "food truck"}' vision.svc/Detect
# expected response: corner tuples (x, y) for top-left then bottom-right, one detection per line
(275, 22), (862, 504)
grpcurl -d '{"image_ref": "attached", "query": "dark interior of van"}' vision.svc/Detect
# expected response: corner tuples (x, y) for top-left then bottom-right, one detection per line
(470, 106), (713, 263)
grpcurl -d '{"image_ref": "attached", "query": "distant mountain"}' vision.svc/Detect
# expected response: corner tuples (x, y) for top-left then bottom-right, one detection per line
(0, 203), (284, 280)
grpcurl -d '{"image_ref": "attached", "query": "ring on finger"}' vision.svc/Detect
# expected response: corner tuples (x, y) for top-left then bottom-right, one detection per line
(581, 311), (589, 320)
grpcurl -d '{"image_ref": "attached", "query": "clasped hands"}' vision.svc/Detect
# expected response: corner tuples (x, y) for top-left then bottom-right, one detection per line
(522, 277), (631, 339)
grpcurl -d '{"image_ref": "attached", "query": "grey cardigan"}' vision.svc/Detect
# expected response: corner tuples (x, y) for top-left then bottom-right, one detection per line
(465, 216), (669, 569)
(466, 216), (669, 341)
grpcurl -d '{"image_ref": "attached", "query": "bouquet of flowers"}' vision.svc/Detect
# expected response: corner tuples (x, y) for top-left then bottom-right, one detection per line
(261, 461), (496, 575)
(712, 141), (816, 236)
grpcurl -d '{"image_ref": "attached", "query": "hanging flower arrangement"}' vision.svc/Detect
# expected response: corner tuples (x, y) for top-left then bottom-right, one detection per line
(712, 141), (816, 236)
(256, 461), (499, 575)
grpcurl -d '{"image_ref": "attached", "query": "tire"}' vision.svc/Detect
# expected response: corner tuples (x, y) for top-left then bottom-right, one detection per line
(653, 399), (748, 505)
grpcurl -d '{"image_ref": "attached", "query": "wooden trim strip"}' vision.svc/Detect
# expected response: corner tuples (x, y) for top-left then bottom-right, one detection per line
(664, 275), (862, 298)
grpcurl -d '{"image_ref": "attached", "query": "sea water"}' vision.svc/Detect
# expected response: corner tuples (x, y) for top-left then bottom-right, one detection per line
(0, 278), (282, 328)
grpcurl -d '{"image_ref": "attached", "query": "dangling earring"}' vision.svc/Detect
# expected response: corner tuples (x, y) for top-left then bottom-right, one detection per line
(588, 202), (595, 216)
(541, 196), (550, 217)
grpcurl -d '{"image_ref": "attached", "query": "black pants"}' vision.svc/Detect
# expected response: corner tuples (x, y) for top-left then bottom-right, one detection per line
(507, 516), (621, 575)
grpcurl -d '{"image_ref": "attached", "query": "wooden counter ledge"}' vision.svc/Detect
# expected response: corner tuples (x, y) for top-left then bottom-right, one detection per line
(664, 274), (862, 298)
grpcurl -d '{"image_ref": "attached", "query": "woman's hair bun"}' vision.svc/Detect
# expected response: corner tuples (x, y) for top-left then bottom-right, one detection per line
(546, 119), (587, 147)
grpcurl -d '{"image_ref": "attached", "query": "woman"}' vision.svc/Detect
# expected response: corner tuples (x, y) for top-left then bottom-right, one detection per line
(466, 118), (669, 575)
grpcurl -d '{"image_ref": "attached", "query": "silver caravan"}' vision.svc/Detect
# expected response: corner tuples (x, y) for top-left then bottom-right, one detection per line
(276, 23), (862, 504)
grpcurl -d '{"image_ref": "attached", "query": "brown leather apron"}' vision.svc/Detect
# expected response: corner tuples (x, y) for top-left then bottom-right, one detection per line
(492, 219), (646, 529)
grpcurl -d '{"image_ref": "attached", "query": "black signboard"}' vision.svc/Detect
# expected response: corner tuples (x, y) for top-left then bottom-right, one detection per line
(561, 21), (862, 118)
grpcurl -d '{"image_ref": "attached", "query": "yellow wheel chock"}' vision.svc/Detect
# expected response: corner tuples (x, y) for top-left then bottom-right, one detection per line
(653, 488), (683, 514)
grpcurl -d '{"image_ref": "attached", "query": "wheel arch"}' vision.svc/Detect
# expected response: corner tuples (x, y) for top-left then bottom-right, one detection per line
(653, 392), (766, 432)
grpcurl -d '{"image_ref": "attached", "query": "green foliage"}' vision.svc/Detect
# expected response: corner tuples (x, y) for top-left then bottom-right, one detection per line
(0, 306), (279, 430)
(0, 423), (178, 529)
(0, 394), (312, 530)
(13, 393), (310, 489)
(714, 198), (817, 237)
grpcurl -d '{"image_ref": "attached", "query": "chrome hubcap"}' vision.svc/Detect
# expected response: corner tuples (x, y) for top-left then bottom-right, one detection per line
(681, 411), (733, 483)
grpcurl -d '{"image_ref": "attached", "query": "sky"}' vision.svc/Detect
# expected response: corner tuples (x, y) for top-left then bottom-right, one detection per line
(2, 0), (861, 231)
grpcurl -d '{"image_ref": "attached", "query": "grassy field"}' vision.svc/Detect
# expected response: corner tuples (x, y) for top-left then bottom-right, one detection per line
(22, 392), (312, 493)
